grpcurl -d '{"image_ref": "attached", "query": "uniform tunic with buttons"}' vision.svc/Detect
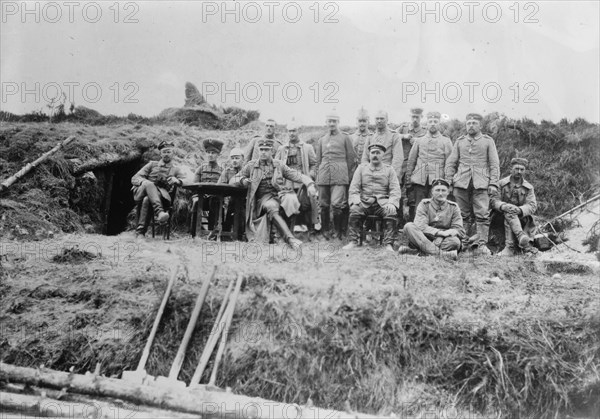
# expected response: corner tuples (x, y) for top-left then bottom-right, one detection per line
(350, 130), (373, 164)
(444, 133), (500, 189)
(360, 128), (404, 182)
(315, 131), (356, 186)
(194, 162), (224, 183)
(406, 131), (453, 186)
(398, 124), (426, 180)
(348, 163), (401, 209)
(414, 198), (464, 237)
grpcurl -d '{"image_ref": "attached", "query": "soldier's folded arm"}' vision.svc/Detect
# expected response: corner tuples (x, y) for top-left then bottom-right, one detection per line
(388, 167), (402, 208)
(131, 162), (154, 186)
(444, 142), (459, 184)
(488, 139), (500, 185)
(520, 187), (538, 216)
(406, 139), (420, 183)
(348, 166), (362, 206)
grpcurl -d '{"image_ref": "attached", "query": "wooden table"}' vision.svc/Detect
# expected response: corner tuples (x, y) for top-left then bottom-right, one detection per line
(182, 183), (247, 241)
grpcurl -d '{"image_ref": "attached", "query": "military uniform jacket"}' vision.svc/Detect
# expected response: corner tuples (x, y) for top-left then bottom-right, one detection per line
(360, 128), (403, 182)
(315, 130), (356, 186)
(414, 199), (464, 237)
(274, 141), (317, 188)
(218, 165), (242, 185)
(234, 159), (313, 241)
(398, 124), (426, 180)
(444, 133), (500, 189)
(131, 160), (186, 201)
(406, 132), (453, 186)
(349, 163), (401, 209)
(490, 176), (537, 217)
(243, 135), (283, 165)
(350, 130), (373, 164)
(194, 162), (224, 183)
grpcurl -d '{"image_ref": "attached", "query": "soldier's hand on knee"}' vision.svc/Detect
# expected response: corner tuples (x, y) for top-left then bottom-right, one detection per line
(383, 203), (396, 216)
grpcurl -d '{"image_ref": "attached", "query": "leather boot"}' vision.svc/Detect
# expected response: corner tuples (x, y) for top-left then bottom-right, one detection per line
(340, 207), (350, 239)
(345, 215), (362, 246)
(474, 223), (491, 255)
(383, 217), (397, 250)
(271, 213), (295, 244)
(320, 208), (332, 240)
(332, 211), (343, 240)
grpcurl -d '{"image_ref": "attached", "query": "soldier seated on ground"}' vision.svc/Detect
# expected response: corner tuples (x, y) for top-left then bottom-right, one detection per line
(192, 139), (224, 240)
(490, 157), (538, 256)
(400, 178), (464, 260)
(131, 141), (186, 238)
(343, 143), (401, 252)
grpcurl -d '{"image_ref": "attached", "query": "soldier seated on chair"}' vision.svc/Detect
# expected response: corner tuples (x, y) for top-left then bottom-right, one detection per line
(343, 143), (401, 252)
(193, 138), (224, 240)
(131, 141), (186, 237)
(490, 157), (538, 256)
(218, 147), (245, 240)
(274, 120), (319, 238)
(401, 178), (464, 260)
(234, 138), (318, 250)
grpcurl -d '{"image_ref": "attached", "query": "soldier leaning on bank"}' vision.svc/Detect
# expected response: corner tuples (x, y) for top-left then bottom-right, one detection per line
(490, 157), (538, 256)
(193, 138), (224, 240)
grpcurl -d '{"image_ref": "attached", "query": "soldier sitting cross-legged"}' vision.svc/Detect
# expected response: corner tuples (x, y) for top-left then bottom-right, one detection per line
(400, 178), (464, 260)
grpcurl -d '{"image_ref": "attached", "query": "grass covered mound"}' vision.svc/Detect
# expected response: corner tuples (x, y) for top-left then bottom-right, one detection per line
(0, 235), (598, 417)
(0, 122), (260, 239)
(0, 115), (598, 239)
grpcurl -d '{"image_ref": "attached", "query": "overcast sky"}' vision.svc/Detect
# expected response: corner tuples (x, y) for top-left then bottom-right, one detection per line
(1, 1), (599, 124)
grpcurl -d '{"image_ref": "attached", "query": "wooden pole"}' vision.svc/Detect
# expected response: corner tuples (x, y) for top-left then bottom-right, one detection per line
(208, 273), (244, 386)
(0, 136), (76, 193)
(167, 265), (217, 381)
(0, 363), (376, 418)
(542, 194), (600, 228)
(190, 276), (235, 385)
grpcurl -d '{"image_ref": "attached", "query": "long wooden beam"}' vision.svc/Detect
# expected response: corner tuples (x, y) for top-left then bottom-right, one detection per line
(0, 363), (374, 419)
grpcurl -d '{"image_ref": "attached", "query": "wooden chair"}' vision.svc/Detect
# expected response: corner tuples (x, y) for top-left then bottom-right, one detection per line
(359, 215), (385, 246)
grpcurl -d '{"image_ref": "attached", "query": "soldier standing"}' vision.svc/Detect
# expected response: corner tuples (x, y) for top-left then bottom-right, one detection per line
(406, 111), (453, 210)
(398, 108), (426, 222)
(490, 158), (538, 256)
(218, 147), (245, 240)
(350, 108), (373, 168)
(244, 119), (283, 164)
(314, 111), (356, 240)
(445, 113), (500, 255)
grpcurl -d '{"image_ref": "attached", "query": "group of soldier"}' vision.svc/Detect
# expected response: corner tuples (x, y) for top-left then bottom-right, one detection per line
(131, 108), (538, 259)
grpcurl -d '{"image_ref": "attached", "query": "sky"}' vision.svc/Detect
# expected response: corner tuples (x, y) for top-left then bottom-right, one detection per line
(1, 1), (599, 125)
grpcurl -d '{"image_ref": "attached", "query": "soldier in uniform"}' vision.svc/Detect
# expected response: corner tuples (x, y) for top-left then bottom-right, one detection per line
(193, 139), (225, 239)
(361, 110), (403, 184)
(131, 141), (186, 237)
(243, 119), (283, 164)
(314, 111), (357, 240)
(235, 138), (317, 250)
(490, 158), (538, 256)
(218, 147), (245, 240)
(350, 108), (373, 168)
(398, 108), (426, 222)
(343, 143), (401, 252)
(401, 178), (464, 260)
(275, 120), (319, 237)
(406, 111), (453, 210)
(445, 113), (500, 255)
